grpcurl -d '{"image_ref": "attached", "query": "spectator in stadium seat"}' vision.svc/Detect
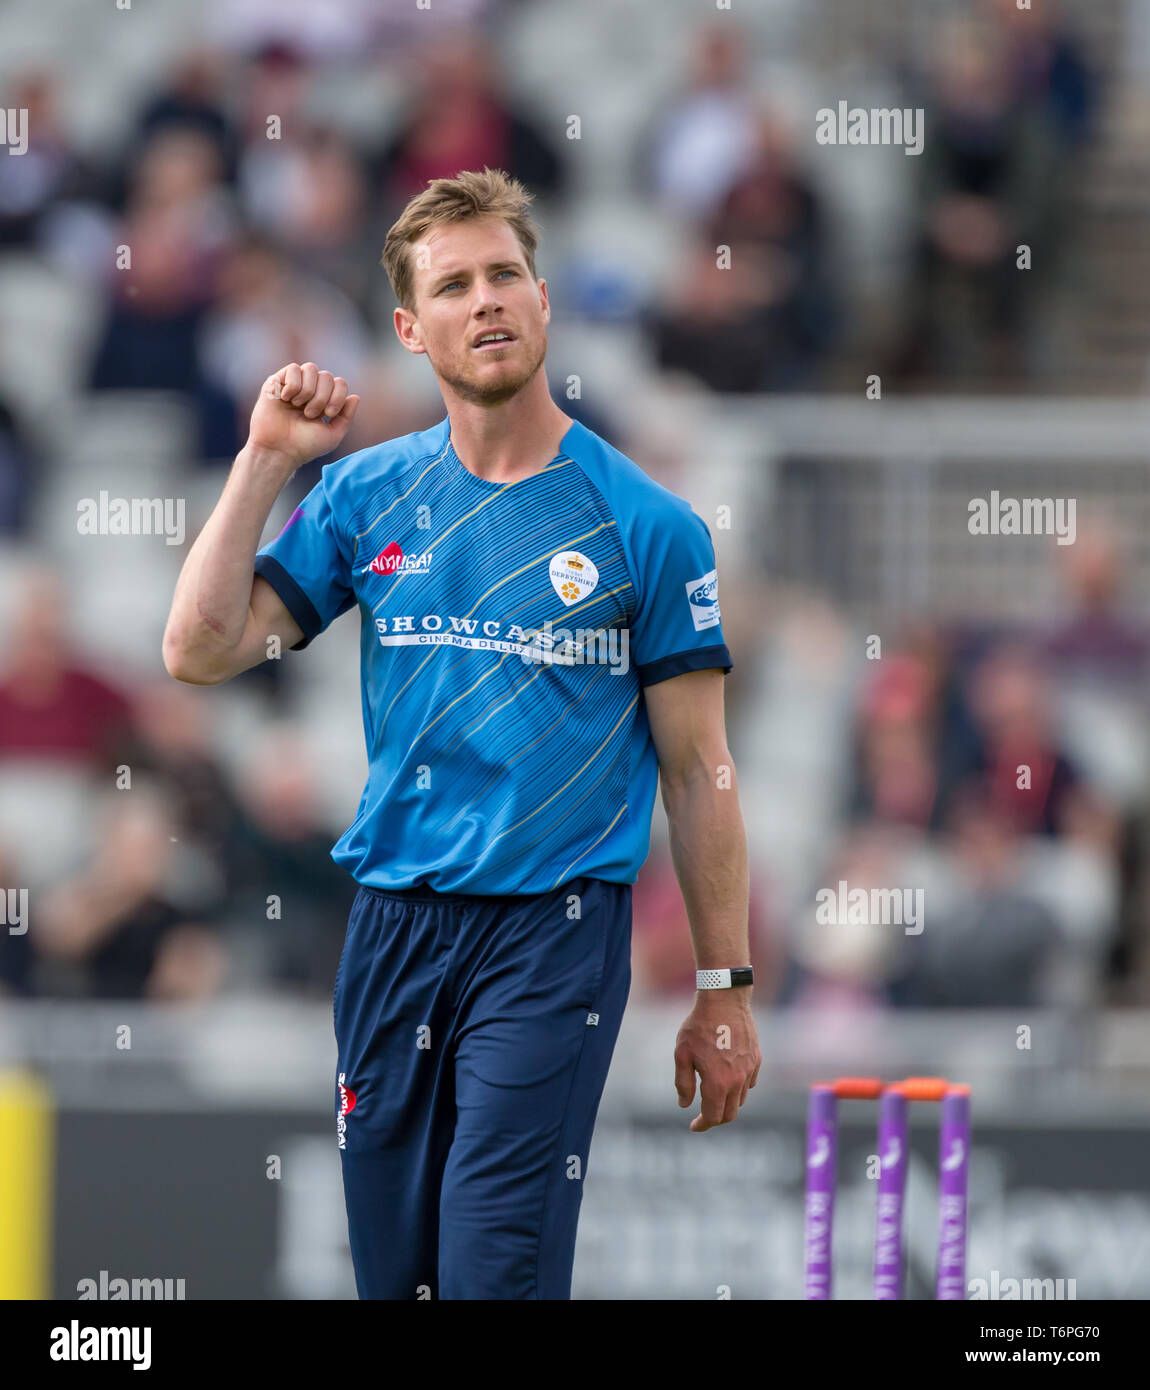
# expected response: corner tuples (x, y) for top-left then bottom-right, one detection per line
(199, 233), (372, 464)
(782, 822), (915, 1011)
(1044, 517), (1150, 692)
(367, 31), (566, 216)
(959, 639), (1118, 853)
(227, 728), (358, 996)
(33, 783), (227, 1001)
(982, 0), (1097, 153)
(87, 126), (241, 459)
(238, 122), (372, 306)
(1042, 519), (1150, 997)
(891, 17), (1061, 386)
(0, 569), (136, 773)
(0, 71), (98, 251)
(847, 653), (939, 831)
(888, 778), (1064, 1008)
(639, 21), (761, 222)
(127, 50), (241, 191)
(845, 630), (985, 837)
(128, 680), (265, 902)
(644, 113), (839, 391)
(643, 231), (785, 392)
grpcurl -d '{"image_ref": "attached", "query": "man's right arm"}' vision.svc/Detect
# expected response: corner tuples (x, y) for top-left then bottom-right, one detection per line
(162, 362), (360, 686)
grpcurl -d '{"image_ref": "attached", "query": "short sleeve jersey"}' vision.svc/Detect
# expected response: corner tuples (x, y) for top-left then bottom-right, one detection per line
(254, 416), (732, 894)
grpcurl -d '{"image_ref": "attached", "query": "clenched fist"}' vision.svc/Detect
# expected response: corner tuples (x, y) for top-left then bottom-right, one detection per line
(248, 362), (361, 471)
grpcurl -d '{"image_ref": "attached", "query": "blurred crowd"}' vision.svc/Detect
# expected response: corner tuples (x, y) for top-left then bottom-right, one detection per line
(764, 514), (1150, 1013)
(0, 1), (1100, 525)
(0, 568), (356, 1000)
(0, 0), (1139, 1012)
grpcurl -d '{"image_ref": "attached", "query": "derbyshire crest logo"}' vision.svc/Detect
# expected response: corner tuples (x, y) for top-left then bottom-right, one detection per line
(549, 550), (599, 606)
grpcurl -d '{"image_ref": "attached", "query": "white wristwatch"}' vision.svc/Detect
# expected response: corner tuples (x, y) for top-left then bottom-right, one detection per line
(696, 967), (754, 989)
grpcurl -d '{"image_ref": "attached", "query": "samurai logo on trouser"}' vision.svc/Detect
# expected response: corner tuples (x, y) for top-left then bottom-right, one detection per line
(337, 1072), (357, 1149)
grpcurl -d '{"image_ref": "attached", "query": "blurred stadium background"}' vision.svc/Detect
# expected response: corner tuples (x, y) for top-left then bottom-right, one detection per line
(1, 0), (1150, 1299)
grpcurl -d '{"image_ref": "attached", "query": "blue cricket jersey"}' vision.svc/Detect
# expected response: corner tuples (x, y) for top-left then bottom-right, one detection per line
(254, 415), (732, 894)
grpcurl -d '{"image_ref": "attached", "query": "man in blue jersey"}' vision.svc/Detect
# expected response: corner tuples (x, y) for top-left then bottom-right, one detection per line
(163, 167), (760, 1300)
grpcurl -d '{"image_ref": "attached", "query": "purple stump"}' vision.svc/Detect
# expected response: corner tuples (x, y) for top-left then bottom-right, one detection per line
(935, 1087), (971, 1300)
(873, 1089), (909, 1299)
(803, 1085), (837, 1299)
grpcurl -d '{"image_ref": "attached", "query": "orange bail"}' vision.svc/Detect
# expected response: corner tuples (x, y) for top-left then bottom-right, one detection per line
(891, 1076), (950, 1101)
(827, 1077), (884, 1099)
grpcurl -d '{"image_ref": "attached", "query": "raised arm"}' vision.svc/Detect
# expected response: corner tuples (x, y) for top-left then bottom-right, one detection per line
(162, 362), (359, 685)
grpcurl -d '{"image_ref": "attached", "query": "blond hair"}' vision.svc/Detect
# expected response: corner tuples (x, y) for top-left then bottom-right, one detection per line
(381, 167), (540, 312)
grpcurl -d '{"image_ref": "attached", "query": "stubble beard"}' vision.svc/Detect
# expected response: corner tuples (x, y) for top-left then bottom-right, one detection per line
(435, 334), (547, 407)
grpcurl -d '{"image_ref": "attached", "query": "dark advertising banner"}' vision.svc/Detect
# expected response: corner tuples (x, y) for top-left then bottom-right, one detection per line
(53, 1110), (1150, 1300)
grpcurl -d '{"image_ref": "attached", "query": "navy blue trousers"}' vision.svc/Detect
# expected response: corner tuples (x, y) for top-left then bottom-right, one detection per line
(333, 876), (632, 1299)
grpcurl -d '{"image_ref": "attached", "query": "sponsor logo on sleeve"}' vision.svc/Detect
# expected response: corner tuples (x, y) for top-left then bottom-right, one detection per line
(685, 569), (720, 631)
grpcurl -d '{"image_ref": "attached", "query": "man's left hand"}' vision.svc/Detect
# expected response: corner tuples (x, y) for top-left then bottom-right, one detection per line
(673, 991), (761, 1132)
